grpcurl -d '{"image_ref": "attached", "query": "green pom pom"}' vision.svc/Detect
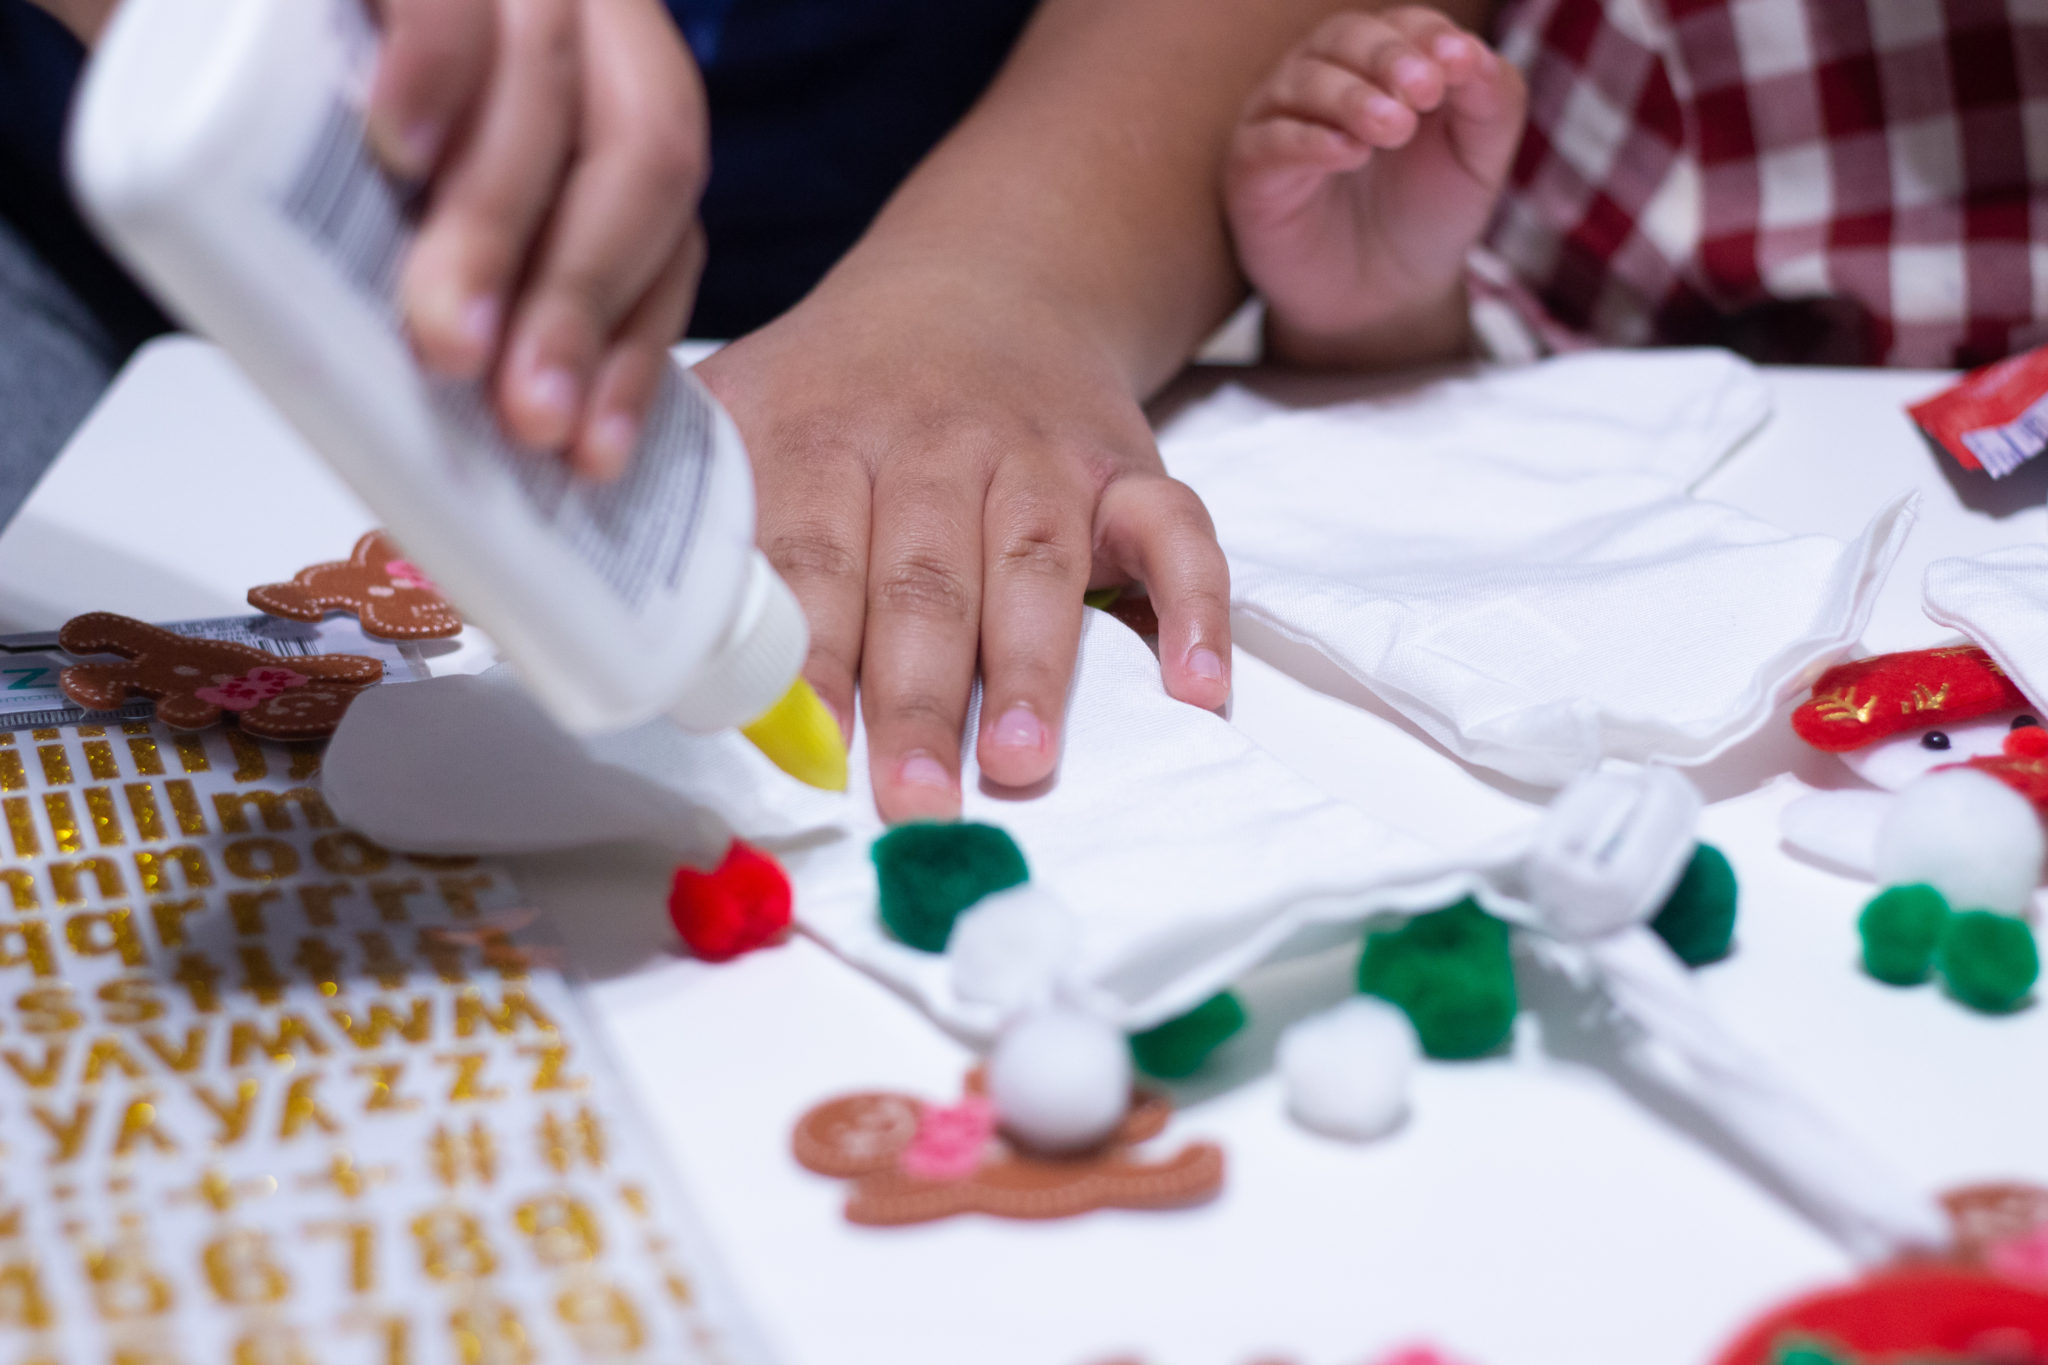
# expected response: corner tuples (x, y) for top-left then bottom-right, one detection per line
(1129, 992), (1246, 1079)
(871, 822), (1029, 953)
(1768, 1337), (1857, 1365)
(1356, 899), (1518, 1060)
(1857, 884), (1951, 986)
(1936, 909), (2040, 1014)
(1650, 843), (1739, 966)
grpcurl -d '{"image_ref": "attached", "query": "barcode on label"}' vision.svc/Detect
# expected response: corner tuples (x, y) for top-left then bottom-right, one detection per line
(2, 701), (156, 730)
(278, 97), (406, 310)
(172, 615), (324, 656)
(276, 72), (715, 611)
(1960, 389), (2048, 477)
(433, 372), (715, 607)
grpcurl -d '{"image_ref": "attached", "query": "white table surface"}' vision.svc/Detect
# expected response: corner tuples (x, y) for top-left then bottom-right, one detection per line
(5, 338), (2045, 1365)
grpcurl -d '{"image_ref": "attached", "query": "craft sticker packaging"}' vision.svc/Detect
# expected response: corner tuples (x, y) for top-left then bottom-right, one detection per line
(1906, 340), (2048, 477)
(0, 717), (767, 1363)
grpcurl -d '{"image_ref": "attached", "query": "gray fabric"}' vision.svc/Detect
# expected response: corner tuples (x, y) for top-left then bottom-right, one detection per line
(0, 212), (116, 526)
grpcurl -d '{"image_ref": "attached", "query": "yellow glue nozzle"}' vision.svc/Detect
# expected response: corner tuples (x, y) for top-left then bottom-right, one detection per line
(741, 676), (849, 792)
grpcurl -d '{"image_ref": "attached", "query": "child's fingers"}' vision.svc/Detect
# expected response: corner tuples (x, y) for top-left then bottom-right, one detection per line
(1370, 7), (1527, 188)
(1379, 6), (1485, 81)
(1231, 116), (1375, 176)
(1437, 43), (1529, 188)
(1225, 115), (1375, 223)
(1093, 475), (1232, 712)
(1302, 9), (1447, 114)
(1380, 9), (1498, 100)
(974, 461), (1094, 791)
(569, 224), (705, 480)
(1251, 54), (1421, 150)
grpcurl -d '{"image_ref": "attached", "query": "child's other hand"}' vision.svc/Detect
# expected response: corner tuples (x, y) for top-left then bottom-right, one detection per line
(369, 0), (709, 478)
(1225, 7), (1524, 369)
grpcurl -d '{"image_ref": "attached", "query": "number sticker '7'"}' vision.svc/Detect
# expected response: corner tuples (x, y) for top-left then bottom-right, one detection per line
(1, 668), (49, 691)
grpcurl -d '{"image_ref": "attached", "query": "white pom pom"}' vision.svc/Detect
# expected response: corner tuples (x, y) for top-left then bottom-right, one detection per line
(1277, 997), (1419, 1141)
(986, 1008), (1131, 1154)
(948, 884), (1080, 1014)
(1875, 767), (2045, 914)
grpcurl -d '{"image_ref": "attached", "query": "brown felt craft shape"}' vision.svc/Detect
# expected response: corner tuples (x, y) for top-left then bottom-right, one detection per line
(1941, 1181), (2048, 1265)
(791, 1072), (1224, 1227)
(248, 529), (462, 640)
(57, 612), (382, 740)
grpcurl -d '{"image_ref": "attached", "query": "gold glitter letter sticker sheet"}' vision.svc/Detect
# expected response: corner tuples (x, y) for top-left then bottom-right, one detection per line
(0, 721), (768, 1365)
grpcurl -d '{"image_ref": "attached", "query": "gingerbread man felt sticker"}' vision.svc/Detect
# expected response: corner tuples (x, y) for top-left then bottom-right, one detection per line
(248, 530), (462, 641)
(58, 613), (382, 740)
(791, 1071), (1223, 1227)
(1942, 1181), (2048, 1284)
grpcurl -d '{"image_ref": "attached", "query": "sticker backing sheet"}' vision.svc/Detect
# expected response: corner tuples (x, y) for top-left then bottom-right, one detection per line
(0, 715), (765, 1365)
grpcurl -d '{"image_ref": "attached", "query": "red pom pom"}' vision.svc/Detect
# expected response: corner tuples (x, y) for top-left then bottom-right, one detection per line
(2009, 726), (2048, 760)
(1963, 725), (2048, 811)
(668, 841), (792, 962)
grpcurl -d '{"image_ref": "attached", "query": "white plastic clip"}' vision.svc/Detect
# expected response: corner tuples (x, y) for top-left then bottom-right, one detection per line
(1526, 765), (1702, 941)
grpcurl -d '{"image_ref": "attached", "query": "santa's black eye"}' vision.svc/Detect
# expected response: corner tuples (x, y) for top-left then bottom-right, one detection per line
(2015, 716), (2040, 730)
(1922, 731), (1951, 750)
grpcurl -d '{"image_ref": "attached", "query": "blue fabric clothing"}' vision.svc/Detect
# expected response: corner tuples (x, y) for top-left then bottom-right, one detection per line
(685, 0), (1039, 336)
(0, 0), (1040, 344)
(0, 211), (114, 523)
(670, 0), (743, 63)
(0, 3), (167, 354)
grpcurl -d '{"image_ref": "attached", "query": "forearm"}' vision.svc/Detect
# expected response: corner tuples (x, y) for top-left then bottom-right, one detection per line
(25, 0), (115, 42)
(814, 0), (1362, 401)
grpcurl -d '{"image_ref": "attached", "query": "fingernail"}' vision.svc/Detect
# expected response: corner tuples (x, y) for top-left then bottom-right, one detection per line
(1434, 34), (1466, 61)
(1394, 56), (1432, 89)
(1367, 94), (1408, 124)
(525, 367), (577, 431)
(899, 753), (954, 791)
(589, 412), (640, 473)
(1187, 647), (1226, 684)
(989, 705), (1047, 754)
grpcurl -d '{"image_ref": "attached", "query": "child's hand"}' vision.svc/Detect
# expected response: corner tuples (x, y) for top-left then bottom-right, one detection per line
(369, 0), (709, 478)
(1225, 7), (1525, 369)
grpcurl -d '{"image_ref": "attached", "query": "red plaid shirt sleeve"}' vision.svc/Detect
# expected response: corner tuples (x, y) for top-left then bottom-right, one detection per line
(1486, 0), (2048, 368)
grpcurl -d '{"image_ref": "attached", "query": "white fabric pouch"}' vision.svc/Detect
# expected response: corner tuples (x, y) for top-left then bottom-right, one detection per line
(1161, 350), (1914, 785)
(322, 628), (1945, 1262)
(326, 613), (1528, 1036)
(1924, 542), (2048, 704)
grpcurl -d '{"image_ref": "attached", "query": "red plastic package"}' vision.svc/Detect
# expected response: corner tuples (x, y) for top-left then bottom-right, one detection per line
(1909, 343), (2048, 477)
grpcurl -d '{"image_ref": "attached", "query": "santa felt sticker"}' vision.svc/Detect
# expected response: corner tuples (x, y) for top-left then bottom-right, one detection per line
(1782, 644), (2047, 1013)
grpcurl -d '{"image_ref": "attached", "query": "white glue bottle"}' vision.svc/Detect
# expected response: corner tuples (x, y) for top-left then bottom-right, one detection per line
(66, 0), (846, 792)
